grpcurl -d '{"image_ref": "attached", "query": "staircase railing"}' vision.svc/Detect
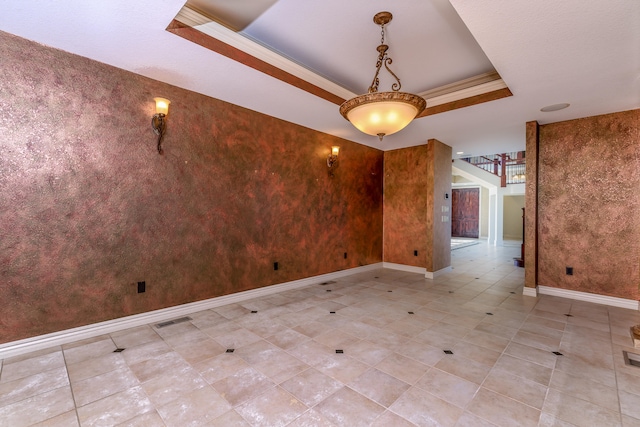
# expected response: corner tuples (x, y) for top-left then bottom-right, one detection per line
(460, 151), (526, 187)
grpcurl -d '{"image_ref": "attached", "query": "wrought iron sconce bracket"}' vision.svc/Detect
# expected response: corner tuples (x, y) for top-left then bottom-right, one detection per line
(152, 113), (166, 155)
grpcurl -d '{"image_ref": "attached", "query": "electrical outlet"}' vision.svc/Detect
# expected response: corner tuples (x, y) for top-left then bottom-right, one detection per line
(344, 252), (347, 259)
(137, 281), (145, 293)
(566, 267), (573, 276)
(274, 262), (278, 271)
(414, 250), (418, 256)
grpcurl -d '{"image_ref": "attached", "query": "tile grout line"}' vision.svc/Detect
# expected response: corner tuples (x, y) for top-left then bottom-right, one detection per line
(608, 307), (625, 425)
(60, 343), (82, 427)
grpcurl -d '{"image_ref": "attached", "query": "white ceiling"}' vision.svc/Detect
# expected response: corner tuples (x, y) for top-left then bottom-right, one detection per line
(238, 0), (496, 95)
(1, 1), (638, 155)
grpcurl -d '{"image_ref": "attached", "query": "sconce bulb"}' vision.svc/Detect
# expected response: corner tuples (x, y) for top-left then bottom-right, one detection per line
(154, 97), (170, 115)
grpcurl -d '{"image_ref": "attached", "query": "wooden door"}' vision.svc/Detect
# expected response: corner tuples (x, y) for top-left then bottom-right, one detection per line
(452, 188), (479, 238)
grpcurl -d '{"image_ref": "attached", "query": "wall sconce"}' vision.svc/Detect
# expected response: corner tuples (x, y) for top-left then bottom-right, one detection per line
(327, 146), (340, 172)
(152, 97), (170, 154)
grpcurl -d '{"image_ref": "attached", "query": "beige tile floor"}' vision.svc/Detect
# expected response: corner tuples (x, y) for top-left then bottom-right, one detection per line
(2, 242), (640, 426)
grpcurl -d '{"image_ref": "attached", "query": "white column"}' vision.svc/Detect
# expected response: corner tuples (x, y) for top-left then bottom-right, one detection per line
(488, 188), (505, 246)
(488, 190), (497, 245)
(495, 188), (504, 246)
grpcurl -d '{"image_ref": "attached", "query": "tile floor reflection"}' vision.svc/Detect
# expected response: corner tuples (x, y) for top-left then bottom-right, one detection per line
(1, 242), (640, 426)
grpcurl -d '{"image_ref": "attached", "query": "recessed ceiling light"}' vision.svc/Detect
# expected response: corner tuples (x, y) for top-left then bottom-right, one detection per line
(540, 103), (570, 112)
(456, 151), (464, 155)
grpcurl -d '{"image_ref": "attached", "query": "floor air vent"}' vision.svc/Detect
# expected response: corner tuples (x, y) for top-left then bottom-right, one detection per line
(155, 316), (192, 328)
(319, 281), (336, 286)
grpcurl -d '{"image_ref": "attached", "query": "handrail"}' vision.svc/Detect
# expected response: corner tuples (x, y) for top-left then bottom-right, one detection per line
(459, 151), (526, 187)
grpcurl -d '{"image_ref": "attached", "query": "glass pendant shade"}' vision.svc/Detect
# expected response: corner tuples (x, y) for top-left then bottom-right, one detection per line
(340, 92), (426, 139)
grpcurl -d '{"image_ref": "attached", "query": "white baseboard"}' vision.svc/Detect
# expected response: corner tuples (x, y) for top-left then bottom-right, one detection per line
(382, 262), (426, 275)
(522, 286), (538, 297)
(425, 266), (452, 279)
(380, 262), (452, 279)
(538, 286), (639, 310)
(0, 264), (382, 360)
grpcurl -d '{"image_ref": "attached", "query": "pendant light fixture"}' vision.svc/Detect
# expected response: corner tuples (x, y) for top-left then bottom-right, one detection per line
(340, 12), (426, 141)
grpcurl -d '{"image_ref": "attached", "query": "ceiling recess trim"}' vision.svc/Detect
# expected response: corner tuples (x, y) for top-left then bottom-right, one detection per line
(420, 71), (507, 105)
(427, 80), (507, 107)
(174, 6), (355, 101)
(169, 6), (512, 117)
(420, 87), (512, 118)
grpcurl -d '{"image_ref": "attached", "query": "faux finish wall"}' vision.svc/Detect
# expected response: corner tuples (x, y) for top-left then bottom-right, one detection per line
(382, 139), (452, 272)
(524, 121), (539, 290)
(536, 110), (640, 299)
(383, 145), (428, 267)
(0, 32), (383, 343)
(425, 139), (452, 273)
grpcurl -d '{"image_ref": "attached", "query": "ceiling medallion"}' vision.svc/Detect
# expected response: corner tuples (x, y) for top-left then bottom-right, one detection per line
(340, 11), (426, 141)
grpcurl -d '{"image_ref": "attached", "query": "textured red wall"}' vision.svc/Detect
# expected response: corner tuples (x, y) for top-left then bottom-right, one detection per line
(537, 110), (640, 299)
(426, 139), (452, 273)
(0, 31), (383, 343)
(524, 121), (539, 290)
(382, 141), (452, 271)
(383, 146), (428, 267)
